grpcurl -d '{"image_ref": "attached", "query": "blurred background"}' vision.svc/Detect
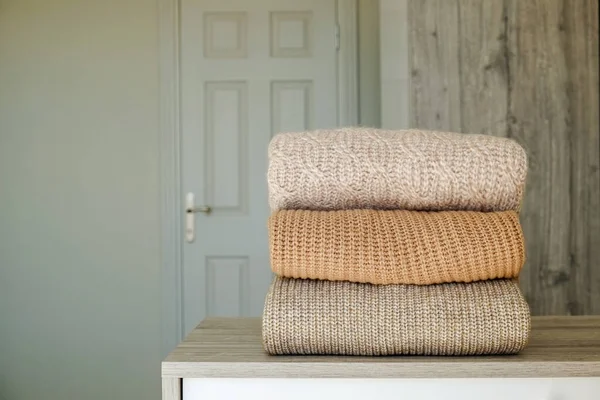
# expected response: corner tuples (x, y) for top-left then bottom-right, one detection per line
(406, 0), (599, 318)
(1, 1), (598, 399)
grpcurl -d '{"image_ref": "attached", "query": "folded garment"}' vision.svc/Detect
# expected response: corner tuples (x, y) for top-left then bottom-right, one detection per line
(262, 277), (531, 356)
(269, 209), (525, 285)
(268, 128), (527, 212)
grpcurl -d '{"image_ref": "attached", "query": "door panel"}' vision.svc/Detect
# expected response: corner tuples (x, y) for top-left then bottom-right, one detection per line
(180, 0), (339, 334)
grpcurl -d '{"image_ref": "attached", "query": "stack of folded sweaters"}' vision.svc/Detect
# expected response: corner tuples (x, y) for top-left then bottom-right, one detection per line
(262, 128), (531, 356)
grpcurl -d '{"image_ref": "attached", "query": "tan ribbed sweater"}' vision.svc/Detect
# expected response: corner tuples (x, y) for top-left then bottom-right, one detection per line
(262, 277), (531, 356)
(268, 209), (525, 285)
(268, 128), (527, 212)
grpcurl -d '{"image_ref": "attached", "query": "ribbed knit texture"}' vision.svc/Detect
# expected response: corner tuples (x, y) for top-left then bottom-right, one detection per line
(269, 209), (525, 285)
(268, 128), (527, 212)
(262, 277), (531, 356)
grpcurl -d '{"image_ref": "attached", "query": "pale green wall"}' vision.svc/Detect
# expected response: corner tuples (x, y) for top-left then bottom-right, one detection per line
(0, 1), (383, 398)
(0, 1), (162, 399)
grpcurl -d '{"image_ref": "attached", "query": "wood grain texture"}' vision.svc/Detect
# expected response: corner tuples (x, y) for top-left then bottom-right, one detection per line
(162, 377), (181, 400)
(564, 0), (600, 315)
(458, 0), (508, 136)
(162, 317), (600, 378)
(409, 0), (461, 131)
(408, 0), (600, 315)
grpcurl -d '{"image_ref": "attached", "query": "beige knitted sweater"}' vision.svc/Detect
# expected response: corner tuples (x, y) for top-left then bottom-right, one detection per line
(268, 209), (525, 285)
(268, 128), (527, 212)
(262, 277), (531, 356)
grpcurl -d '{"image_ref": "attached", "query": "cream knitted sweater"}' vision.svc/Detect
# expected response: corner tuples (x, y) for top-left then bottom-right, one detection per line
(268, 128), (527, 212)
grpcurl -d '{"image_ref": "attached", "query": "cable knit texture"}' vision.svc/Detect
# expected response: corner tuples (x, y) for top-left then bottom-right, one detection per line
(262, 277), (531, 356)
(268, 128), (527, 212)
(269, 209), (525, 285)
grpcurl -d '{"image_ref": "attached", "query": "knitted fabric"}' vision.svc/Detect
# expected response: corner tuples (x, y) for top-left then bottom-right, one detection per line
(262, 277), (531, 356)
(268, 209), (525, 285)
(268, 128), (527, 212)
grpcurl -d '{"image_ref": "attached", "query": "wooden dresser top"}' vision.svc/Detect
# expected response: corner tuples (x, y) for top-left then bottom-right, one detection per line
(162, 316), (600, 379)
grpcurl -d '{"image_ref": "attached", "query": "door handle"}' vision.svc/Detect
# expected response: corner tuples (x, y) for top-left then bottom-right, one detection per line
(186, 205), (212, 214)
(185, 192), (211, 243)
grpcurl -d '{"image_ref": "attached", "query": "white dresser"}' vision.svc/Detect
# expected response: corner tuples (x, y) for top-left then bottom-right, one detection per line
(162, 317), (600, 400)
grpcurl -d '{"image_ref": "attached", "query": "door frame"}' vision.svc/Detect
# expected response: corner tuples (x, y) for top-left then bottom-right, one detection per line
(158, 0), (360, 356)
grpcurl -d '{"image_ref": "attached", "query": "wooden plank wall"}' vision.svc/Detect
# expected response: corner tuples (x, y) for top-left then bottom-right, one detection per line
(408, 0), (599, 315)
